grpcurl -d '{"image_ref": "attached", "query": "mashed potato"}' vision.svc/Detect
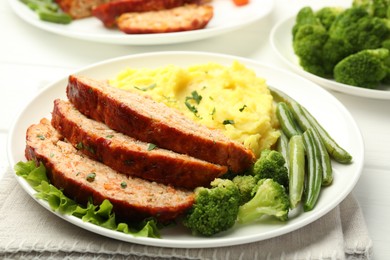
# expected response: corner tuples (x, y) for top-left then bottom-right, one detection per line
(109, 61), (280, 158)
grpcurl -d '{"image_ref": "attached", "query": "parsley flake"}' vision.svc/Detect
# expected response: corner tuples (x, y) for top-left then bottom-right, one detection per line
(239, 105), (247, 112)
(185, 101), (198, 114)
(86, 173), (96, 182)
(223, 119), (235, 125)
(134, 83), (156, 91)
(185, 91), (203, 115)
(210, 107), (216, 116)
(37, 134), (45, 140)
(147, 143), (157, 151)
(76, 142), (83, 150)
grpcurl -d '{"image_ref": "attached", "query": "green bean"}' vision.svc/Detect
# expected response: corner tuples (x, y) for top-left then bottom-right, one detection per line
(302, 129), (322, 212)
(300, 105), (352, 164)
(276, 102), (302, 138)
(270, 87), (352, 164)
(311, 127), (333, 186)
(286, 100), (333, 182)
(269, 87), (290, 104)
(270, 88), (312, 131)
(37, 9), (72, 24)
(288, 101), (312, 130)
(277, 130), (289, 168)
(288, 135), (305, 209)
(22, 0), (58, 11)
(21, 0), (72, 24)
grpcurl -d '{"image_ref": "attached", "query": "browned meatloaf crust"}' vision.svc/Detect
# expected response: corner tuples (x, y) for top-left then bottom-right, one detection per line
(25, 118), (195, 223)
(55, 0), (113, 19)
(51, 99), (227, 189)
(66, 75), (256, 173)
(92, 0), (200, 27)
(117, 4), (213, 34)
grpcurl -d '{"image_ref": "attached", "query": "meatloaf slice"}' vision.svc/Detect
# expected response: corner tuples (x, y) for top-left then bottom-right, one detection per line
(117, 4), (213, 34)
(51, 99), (227, 189)
(25, 118), (195, 223)
(92, 0), (200, 27)
(66, 75), (256, 173)
(55, 0), (113, 19)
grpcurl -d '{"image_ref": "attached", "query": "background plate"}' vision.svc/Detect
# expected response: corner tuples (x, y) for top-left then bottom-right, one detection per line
(8, 0), (274, 45)
(7, 51), (364, 248)
(270, 16), (390, 100)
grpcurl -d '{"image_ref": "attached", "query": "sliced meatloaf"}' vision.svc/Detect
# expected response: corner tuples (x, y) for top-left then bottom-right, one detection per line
(66, 75), (256, 173)
(25, 118), (195, 223)
(51, 99), (227, 189)
(92, 0), (200, 27)
(117, 4), (213, 34)
(55, 0), (113, 19)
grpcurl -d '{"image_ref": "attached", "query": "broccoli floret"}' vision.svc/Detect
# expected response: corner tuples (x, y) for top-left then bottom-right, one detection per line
(293, 23), (331, 77)
(292, 6), (390, 79)
(381, 39), (390, 83)
(232, 175), (258, 205)
(237, 179), (290, 224)
(382, 37), (390, 49)
(328, 7), (390, 52)
(334, 48), (390, 88)
(292, 6), (324, 38)
(353, 0), (390, 18)
(315, 7), (344, 30)
(321, 37), (356, 74)
(252, 149), (289, 190)
(292, 7), (345, 77)
(183, 178), (240, 236)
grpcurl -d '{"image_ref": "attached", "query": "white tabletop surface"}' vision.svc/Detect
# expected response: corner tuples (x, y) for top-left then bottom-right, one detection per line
(1, 0), (389, 258)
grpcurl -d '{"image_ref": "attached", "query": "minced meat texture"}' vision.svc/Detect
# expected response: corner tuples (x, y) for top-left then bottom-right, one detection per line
(51, 99), (227, 189)
(117, 4), (213, 34)
(66, 74), (256, 173)
(25, 118), (195, 223)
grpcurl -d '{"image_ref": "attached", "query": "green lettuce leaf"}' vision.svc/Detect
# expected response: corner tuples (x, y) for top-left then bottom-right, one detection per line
(14, 160), (161, 238)
(14, 160), (48, 186)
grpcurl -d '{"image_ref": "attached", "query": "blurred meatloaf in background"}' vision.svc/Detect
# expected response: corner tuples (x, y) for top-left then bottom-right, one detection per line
(116, 4), (213, 34)
(55, 0), (112, 19)
(91, 0), (202, 27)
(55, 0), (200, 20)
(55, 0), (213, 34)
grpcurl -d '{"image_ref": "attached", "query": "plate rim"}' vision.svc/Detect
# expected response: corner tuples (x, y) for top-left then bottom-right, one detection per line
(270, 15), (390, 100)
(8, 0), (274, 45)
(6, 51), (364, 248)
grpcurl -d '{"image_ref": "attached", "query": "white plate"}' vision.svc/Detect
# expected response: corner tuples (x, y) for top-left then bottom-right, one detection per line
(7, 51), (363, 248)
(270, 16), (390, 100)
(8, 0), (274, 45)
